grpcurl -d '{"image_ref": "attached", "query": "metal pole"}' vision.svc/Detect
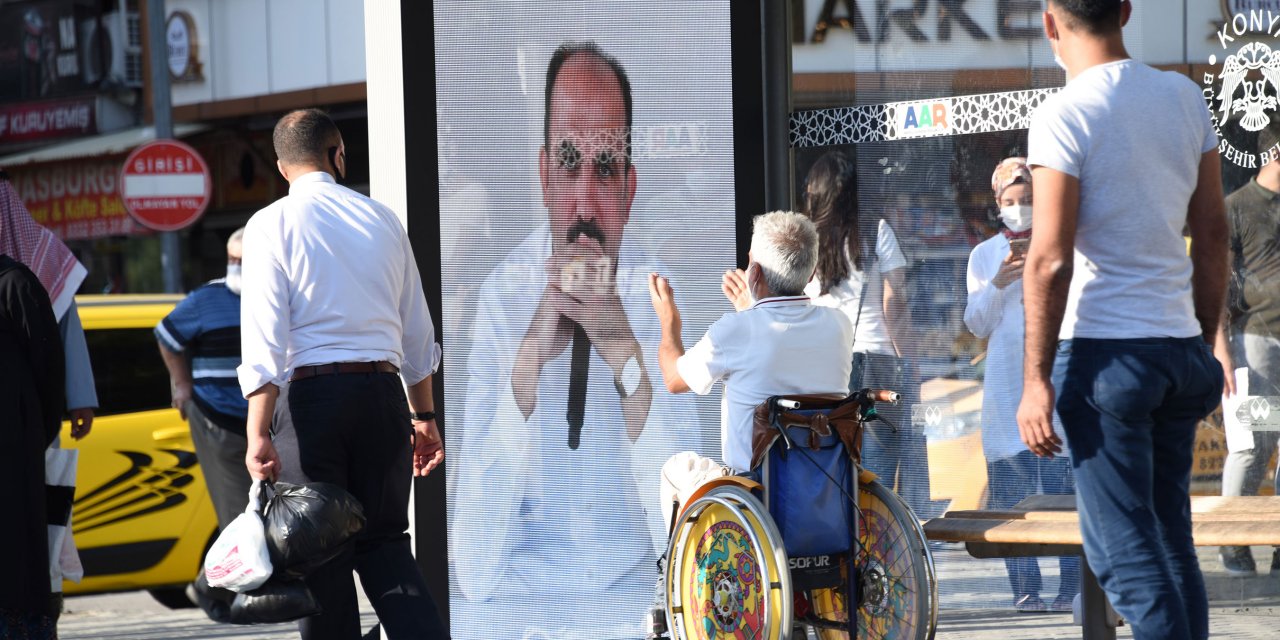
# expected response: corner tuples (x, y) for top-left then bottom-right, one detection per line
(147, 0), (181, 293)
(762, 0), (793, 211)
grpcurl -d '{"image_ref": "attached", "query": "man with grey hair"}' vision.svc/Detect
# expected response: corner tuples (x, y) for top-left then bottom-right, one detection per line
(649, 210), (855, 472)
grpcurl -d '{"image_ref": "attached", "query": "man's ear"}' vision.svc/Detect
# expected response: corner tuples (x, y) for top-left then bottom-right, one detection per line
(276, 160), (289, 182)
(1119, 0), (1132, 28)
(538, 145), (550, 210)
(622, 161), (637, 226)
(1042, 8), (1057, 42)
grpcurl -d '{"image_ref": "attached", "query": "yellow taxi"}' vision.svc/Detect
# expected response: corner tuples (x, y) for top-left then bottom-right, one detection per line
(58, 294), (218, 608)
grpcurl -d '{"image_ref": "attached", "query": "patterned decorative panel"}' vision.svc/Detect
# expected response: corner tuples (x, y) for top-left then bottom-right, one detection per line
(790, 87), (1062, 148)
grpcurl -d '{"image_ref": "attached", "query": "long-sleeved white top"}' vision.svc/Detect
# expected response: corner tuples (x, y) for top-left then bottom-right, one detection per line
(449, 224), (699, 638)
(964, 233), (1063, 462)
(237, 172), (440, 396)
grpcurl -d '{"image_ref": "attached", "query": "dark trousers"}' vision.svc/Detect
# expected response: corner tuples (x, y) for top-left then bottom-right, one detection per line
(186, 401), (251, 530)
(986, 451), (1080, 602)
(273, 372), (448, 640)
(1054, 337), (1221, 640)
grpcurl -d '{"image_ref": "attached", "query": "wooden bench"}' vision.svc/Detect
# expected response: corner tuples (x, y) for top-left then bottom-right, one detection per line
(923, 495), (1280, 640)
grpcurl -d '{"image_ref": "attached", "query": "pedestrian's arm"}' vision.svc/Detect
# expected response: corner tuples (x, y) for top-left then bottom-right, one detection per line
(406, 374), (444, 477)
(963, 248), (1003, 339)
(1022, 167), (1079, 386)
(882, 267), (911, 358)
(244, 383), (280, 481)
(649, 274), (690, 394)
(156, 339), (193, 419)
(1187, 150), (1229, 345)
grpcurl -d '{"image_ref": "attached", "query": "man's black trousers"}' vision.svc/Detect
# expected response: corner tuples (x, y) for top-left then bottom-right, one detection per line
(273, 371), (448, 640)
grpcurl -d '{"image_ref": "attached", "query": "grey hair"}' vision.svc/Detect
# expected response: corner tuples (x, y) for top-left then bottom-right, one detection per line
(750, 211), (819, 297)
(227, 227), (245, 248)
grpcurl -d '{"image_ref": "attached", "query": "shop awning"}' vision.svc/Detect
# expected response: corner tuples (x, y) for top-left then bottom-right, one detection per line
(0, 123), (210, 169)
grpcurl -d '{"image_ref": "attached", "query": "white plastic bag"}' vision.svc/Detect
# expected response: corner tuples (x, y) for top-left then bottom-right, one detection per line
(204, 480), (273, 593)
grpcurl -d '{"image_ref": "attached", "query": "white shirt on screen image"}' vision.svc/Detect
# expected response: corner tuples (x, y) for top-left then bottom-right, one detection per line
(449, 224), (700, 639)
(1027, 59), (1218, 341)
(676, 296), (854, 472)
(803, 219), (907, 356)
(236, 171), (441, 396)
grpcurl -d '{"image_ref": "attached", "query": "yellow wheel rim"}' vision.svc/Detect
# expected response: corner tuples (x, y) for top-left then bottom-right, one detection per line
(666, 487), (789, 640)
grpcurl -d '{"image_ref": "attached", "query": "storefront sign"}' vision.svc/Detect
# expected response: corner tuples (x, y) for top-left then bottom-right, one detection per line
(11, 160), (138, 240)
(792, 0), (1049, 72)
(120, 139), (211, 231)
(0, 96), (95, 144)
(166, 11), (202, 82)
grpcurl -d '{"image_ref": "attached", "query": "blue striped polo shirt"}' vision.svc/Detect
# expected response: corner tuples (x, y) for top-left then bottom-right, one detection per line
(156, 280), (248, 432)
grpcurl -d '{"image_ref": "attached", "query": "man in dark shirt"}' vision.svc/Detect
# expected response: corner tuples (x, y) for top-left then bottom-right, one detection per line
(1215, 123), (1280, 577)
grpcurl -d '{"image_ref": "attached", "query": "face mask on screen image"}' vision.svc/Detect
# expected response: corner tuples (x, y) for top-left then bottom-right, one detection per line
(1000, 204), (1033, 232)
(226, 263), (242, 295)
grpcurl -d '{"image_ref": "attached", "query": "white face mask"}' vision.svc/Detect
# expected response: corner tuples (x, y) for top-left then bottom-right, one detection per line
(225, 263), (242, 295)
(1000, 204), (1033, 232)
(1054, 53), (1068, 72)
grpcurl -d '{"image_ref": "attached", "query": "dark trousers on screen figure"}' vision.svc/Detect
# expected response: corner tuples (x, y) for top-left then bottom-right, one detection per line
(1053, 337), (1221, 640)
(272, 372), (449, 640)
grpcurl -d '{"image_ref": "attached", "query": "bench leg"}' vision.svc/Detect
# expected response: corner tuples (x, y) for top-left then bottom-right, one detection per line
(1081, 559), (1117, 640)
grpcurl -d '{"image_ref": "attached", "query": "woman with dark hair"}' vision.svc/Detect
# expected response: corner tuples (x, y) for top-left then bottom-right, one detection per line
(802, 149), (928, 515)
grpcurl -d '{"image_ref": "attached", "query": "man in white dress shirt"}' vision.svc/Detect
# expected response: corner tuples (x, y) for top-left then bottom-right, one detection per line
(238, 109), (447, 640)
(449, 42), (698, 639)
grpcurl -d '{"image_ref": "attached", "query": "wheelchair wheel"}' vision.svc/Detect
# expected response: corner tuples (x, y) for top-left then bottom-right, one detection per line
(665, 484), (791, 640)
(806, 479), (938, 639)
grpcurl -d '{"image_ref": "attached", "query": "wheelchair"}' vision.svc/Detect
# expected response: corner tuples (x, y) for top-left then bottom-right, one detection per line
(660, 389), (938, 640)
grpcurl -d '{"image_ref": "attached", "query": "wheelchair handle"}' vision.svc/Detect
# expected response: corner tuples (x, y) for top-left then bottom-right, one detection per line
(864, 389), (901, 405)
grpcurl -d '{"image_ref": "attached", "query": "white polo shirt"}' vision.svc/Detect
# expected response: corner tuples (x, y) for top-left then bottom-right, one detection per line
(676, 296), (854, 472)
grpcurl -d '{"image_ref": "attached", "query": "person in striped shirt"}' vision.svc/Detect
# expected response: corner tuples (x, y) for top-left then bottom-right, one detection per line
(155, 228), (250, 531)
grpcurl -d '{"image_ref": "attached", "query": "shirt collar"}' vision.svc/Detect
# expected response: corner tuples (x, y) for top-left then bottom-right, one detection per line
(1247, 177), (1280, 202)
(751, 295), (810, 309)
(289, 171), (336, 193)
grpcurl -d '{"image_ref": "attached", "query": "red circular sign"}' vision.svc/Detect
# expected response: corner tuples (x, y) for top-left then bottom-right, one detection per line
(120, 139), (211, 231)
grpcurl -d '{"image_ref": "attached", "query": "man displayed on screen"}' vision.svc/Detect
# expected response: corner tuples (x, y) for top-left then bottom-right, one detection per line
(450, 41), (698, 638)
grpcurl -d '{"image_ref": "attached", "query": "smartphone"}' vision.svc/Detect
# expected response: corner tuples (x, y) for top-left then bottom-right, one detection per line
(1008, 237), (1030, 257)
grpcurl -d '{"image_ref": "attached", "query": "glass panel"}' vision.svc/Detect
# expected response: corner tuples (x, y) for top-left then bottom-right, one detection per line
(790, 0), (1280, 625)
(86, 328), (171, 417)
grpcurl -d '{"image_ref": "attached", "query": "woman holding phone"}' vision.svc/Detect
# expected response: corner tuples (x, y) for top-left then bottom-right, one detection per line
(964, 156), (1079, 612)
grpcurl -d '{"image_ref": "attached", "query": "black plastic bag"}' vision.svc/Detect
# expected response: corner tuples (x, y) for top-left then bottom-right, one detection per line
(228, 577), (321, 624)
(261, 481), (366, 579)
(190, 571), (235, 623)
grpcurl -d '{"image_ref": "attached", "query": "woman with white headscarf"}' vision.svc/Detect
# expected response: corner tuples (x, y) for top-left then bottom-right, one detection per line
(964, 157), (1078, 613)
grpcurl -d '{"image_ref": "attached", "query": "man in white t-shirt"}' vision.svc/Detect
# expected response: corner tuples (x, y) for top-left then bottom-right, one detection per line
(1016, 2), (1228, 639)
(648, 211), (853, 473)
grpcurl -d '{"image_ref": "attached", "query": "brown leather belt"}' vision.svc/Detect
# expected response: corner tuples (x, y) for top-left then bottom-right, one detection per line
(290, 361), (398, 382)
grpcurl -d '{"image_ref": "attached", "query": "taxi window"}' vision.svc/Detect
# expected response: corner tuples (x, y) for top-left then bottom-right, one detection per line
(85, 328), (171, 417)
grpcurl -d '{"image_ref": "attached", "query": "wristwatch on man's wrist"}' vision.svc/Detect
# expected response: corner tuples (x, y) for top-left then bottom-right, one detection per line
(614, 355), (643, 399)
(411, 411), (436, 422)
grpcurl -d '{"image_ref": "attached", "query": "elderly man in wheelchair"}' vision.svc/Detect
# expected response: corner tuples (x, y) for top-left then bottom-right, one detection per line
(647, 211), (936, 640)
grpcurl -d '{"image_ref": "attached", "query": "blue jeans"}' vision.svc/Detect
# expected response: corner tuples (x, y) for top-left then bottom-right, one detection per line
(986, 451), (1080, 602)
(1053, 337), (1221, 640)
